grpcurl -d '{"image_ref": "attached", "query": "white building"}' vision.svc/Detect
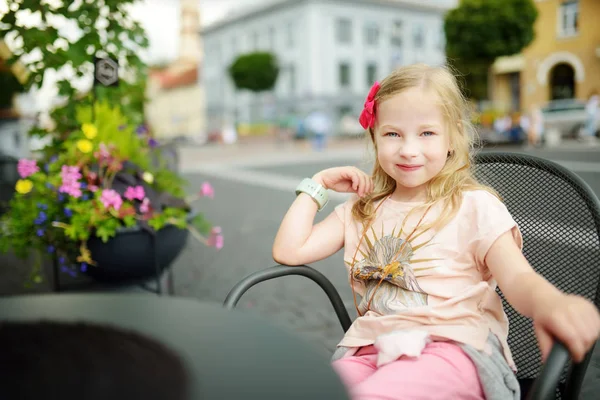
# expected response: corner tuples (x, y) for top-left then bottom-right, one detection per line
(200, 0), (454, 132)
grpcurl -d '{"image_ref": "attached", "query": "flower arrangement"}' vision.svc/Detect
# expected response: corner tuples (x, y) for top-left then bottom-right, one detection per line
(0, 102), (222, 284)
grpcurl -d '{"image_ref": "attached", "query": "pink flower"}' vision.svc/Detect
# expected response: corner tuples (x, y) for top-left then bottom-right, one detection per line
(207, 226), (223, 250)
(88, 185), (99, 193)
(124, 185), (145, 201)
(359, 81), (380, 129)
(140, 198), (151, 214)
(94, 143), (112, 164)
(17, 159), (39, 178)
(59, 165), (82, 198)
(100, 189), (122, 211)
(199, 182), (214, 198)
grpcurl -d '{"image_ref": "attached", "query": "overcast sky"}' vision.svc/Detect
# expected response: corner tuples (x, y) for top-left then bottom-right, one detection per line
(134, 0), (272, 63)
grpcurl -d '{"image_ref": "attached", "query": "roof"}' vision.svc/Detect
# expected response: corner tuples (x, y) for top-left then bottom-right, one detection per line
(150, 65), (199, 90)
(201, 0), (454, 35)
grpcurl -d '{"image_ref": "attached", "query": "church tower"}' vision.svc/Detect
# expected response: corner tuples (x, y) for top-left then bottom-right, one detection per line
(178, 0), (202, 65)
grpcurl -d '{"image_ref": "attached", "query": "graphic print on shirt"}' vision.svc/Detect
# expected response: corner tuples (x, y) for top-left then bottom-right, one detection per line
(346, 224), (441, 315)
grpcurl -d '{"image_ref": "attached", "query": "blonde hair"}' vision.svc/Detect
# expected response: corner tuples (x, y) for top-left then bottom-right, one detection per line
(352, 63), (498, 233)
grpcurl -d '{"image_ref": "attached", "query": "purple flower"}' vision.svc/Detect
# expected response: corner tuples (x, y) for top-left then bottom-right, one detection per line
(37, 203), (48, 210)
(59, 256), (66, 265)
(64, 207), (73, 217)
(47, 245), (55, 253)
(135, 124), (148, 135)
(34, 211), (47, 225)
(148, 138), (158, 148)
(80, 263), (88, 272)
(36, 229), (44, 237)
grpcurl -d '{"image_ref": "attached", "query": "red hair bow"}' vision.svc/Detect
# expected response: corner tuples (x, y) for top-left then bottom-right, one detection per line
(359, 81), (380, 129)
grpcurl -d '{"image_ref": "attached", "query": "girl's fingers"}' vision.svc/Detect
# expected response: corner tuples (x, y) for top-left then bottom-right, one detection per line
(358, 172), (367, 197)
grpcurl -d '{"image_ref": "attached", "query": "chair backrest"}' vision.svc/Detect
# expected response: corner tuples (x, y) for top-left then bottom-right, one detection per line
(473, 152), (600, 381)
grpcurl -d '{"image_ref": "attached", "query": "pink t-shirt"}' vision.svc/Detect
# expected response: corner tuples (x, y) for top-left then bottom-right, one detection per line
(334, 189), (522, 370)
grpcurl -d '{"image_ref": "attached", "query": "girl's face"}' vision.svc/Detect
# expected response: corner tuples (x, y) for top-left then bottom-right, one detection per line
(373, 86), (451, 202)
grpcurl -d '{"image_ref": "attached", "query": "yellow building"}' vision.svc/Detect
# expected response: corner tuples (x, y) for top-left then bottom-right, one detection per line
(492, 0), (600, 113)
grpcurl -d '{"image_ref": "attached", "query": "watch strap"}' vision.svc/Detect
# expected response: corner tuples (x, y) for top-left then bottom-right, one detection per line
(295, 178), (329, 211)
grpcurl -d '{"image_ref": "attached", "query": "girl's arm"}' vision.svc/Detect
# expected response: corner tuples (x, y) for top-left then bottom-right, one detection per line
(485, 231), (600, 362)
(484, 231), (562, 318)
(272, 167), (373, 266)
(272, 194), (345, 266)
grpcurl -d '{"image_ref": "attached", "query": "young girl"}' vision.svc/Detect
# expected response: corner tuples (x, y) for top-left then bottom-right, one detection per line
(272, 64), (600, 400)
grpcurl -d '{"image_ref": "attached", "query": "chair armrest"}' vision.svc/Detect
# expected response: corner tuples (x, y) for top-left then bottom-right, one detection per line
(526, 342), (570, 400)
(526, 340), (594, 400)
(223, 265), (353, 332)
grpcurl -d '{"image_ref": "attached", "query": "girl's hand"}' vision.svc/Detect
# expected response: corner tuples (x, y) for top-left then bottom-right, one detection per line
(533, 294), (600, 363)
(312, 167), (373, 198)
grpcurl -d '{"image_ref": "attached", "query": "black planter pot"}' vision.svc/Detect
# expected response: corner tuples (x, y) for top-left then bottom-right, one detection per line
(0, 152), (18, 215)
(83, 222), (190, 284)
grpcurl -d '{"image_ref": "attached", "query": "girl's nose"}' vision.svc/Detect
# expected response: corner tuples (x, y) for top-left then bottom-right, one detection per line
(398, 139), (420, 158)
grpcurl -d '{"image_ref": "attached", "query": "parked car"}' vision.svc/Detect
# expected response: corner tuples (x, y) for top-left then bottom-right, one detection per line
(541, 99), (600, 139)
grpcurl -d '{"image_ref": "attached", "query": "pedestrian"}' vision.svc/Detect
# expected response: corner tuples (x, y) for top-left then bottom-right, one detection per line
(585, 93), (599, 140)
(305, 109), (333, 151)
(528, 104), (544, 147)
(272, 64), (600, 400)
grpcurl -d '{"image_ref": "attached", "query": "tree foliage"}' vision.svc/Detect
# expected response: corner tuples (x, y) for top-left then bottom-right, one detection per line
(444, 0), (538, 100)
(0, 0), (149, 134)
(228, 52), (279, 93)
(0, 67), (23, 109)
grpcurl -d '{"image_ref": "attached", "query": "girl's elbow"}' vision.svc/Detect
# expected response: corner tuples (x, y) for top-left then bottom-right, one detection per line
(272, 246), (302, 266)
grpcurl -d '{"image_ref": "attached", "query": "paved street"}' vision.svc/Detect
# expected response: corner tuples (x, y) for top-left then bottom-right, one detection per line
(1, 137), (600, 397)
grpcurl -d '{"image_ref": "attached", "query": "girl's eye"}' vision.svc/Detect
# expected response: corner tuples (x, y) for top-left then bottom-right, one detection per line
(385, 132), (399, 137)
(421, 131), (435, 137)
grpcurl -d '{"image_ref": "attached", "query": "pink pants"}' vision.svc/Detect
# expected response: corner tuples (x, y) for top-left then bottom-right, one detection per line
(332, 342), (485, 400)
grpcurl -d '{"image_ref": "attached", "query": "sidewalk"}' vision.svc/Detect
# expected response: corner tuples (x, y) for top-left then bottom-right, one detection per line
(177, 136), (599, 171)
(177, 137), (371, 169)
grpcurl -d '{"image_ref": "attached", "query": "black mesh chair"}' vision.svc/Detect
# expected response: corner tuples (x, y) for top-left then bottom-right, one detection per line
(224, 151), (600, 400)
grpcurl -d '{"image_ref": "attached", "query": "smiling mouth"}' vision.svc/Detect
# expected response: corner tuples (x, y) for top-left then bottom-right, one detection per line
(396, 164), (422, 171)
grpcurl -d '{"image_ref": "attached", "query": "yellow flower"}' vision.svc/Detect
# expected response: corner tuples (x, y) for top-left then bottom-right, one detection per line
(142, 171), (154, 184)
(82, 123), (98, 139)
(77, 139), (93, 153)
(15, 179), (33, 194)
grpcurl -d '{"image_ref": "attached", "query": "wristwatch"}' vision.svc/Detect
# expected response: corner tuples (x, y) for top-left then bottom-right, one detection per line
(296, 178), (329, 211)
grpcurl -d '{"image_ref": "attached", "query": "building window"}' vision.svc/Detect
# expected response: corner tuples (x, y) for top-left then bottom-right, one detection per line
(366, 63), (377, 86)
(364, 22), (379, 46)
(289, 64), (296, 94)
(339, 63), (351, 88)
(336, 18), (352, 44)
(437, 27), (445, 50)
(559, 1), (579, 37)
(268, 26), (275, 49)
(391, 20), (403, 47)
(413, 24), (425, 48)
(286, 22), (294, 47)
